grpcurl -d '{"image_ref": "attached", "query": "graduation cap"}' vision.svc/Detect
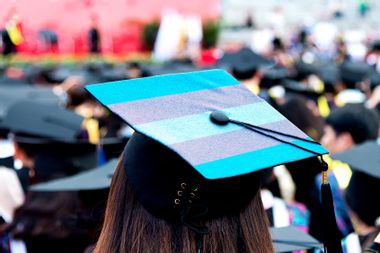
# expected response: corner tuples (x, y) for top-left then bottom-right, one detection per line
(0, 85), (61, 122)
(332, 141), (380, 226)
(339, 61), (372, 88)
(86, 69), (342, 252)
(0, 101), (98, 185)
(217, 47), (275, 80)
(293, 61), (319, 81)
(271, 226), (322, 252)
(144, 62), (200, 76)
(281, 79), (323, 101)
(332, 140), (380, 179)
(30, 159), (117, 191)
(260, 67), (289, 89)
(318, 63), (340, 93)
(0, 101), (84, 142)
(101, 65), (127, 82)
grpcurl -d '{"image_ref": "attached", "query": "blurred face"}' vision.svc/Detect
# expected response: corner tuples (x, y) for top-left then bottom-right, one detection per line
(321, 125), (353, 154)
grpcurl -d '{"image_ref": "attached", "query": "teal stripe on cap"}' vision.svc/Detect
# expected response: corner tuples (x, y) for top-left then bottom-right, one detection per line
(136, 101), (285, 145)
(86, 69), (240, 105)
(195, 140), (328, 179)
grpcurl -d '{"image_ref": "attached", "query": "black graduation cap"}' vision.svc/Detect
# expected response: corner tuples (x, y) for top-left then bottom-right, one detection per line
(318, 63), (340, 93)
(218, 47), (275, 80)
(271, 226), (322, 252)
(293, 61), (319, 81)
(260, 67), (289, 89)
(30, 159), (117, 191)
(0, 101), (84, 142)
(86, 69), (343, 252)
(339, 61), (373, 87)
(0, 100), (98, 183)
(43, 64), (102, 85)
(332, 140), (380, 180)
(101, 66), (126, 82)
(0, 85), (61, 121)
(45, 65), (74, 83)
(281, 79), (323, 101)
(332, 141), (380, 226)
(144, 62), (200, 76)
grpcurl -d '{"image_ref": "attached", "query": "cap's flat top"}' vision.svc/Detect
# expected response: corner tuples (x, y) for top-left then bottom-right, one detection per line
(31, 159), (118, 191)
(0, 86), (60, 119)
(332, 140), (380, 179)
(271, 226), (322, 252)
(218, 47), (275, 68)
(86, 69), (327, 179)
(0, 101), (83, 142)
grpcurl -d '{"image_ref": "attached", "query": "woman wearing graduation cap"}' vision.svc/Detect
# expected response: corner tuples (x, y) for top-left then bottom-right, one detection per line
(0, 101), (99, 253)
(332, 141), (380, 251)
(87, 70), (336, 253)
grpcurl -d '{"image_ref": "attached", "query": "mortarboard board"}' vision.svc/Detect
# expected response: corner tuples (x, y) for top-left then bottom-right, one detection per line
(332, 141), (380, 226)
(331, 140), (380, 180)
(260, 67), (289, 89)
(0, 101), (84, 142)
(318, 63), (340, 93)
(144, 62), (199, 76)
(30, 159), (117, 191)
(281, 79), (323, 102)
(271, 226), (322, 252)
(0, 100), (98, 178)
(339, 61), (372, 87)
(217, 47), (275, 80)
(86, 69), (342, 251)
(86, 69), (327, 180)
(101, 65), (127, 82)
(0, 86), (61, 122)
(293, 61), (318, 80)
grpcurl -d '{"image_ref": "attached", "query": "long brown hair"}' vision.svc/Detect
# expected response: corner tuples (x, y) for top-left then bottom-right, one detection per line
(94, 158), (274, 253)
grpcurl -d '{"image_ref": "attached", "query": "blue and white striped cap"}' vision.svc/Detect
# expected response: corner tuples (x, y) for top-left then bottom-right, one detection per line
(86, 69), (327, 180)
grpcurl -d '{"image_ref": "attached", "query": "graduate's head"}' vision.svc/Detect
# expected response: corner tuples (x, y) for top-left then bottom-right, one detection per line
(0, 101), (97, 183)
(321, 104), (379, 154)
(92, 132), (274, 253)
(332, 141), (380, 242)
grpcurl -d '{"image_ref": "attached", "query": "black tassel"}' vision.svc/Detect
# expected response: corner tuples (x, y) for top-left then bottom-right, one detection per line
(320, 159), (343, 253)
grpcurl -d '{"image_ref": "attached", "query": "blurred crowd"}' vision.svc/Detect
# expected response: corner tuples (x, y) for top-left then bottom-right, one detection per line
(0, 22), (380, 253)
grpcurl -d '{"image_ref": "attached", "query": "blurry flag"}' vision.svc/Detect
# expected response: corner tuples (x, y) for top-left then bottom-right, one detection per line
(5, 19), (23, 46)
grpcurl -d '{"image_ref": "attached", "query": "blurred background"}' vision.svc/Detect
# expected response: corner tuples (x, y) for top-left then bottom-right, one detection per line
(0, 0), (379, 60)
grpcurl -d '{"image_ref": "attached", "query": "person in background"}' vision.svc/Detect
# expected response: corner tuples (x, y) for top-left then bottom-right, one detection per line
(88, 14), (101, 54)
(9, 189), (108, 253)
(332, 140), (380, 251)
(321, 104), (379, 156)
